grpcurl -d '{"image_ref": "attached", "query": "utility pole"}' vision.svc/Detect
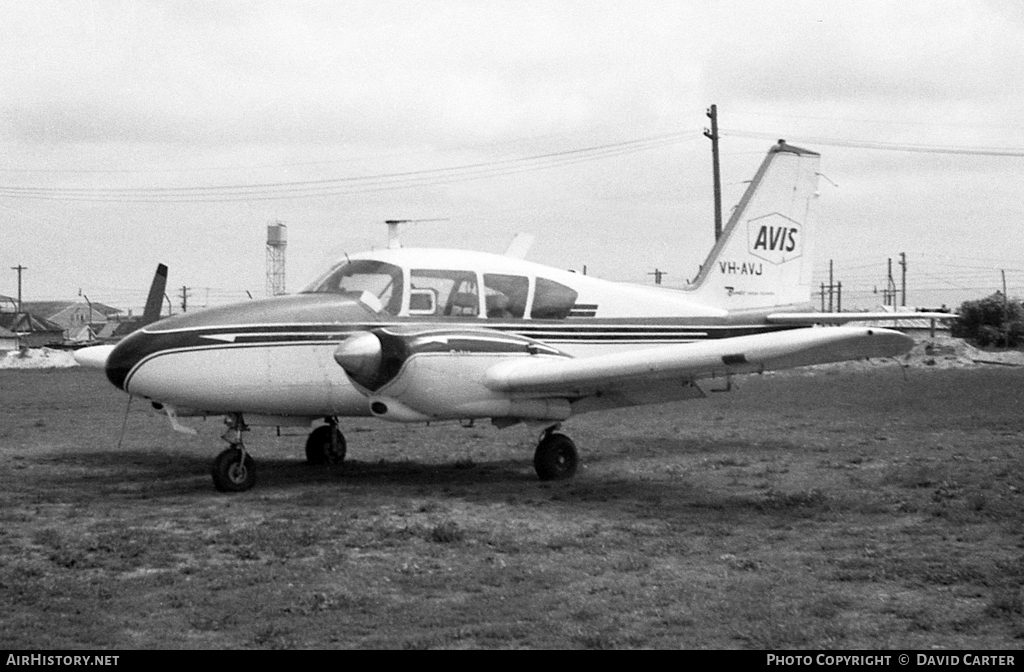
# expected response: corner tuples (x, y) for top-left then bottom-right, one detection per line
(704, 104), (723, 241)
(820, 260), (842, 312)
(1002, 269), (1009, 346)
(899, 252), (907, 307)
(180, 286), (192, 313)
(648, 268), (667, 285)
(829, 260), (834, 312)
(884, 258), (897, 307)
(10, 265), (27, 312)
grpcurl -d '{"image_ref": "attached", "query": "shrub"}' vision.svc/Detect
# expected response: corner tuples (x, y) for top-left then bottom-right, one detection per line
(952, 293), (1024, 347)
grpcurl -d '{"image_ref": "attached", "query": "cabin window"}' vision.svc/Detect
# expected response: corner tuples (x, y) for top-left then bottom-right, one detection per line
(483, 274), (529, 319)
(410, 269), (480, 317)
(408, 288), (437, 315)
(531, 277), (578, 320)
(301, 260), (404, 315)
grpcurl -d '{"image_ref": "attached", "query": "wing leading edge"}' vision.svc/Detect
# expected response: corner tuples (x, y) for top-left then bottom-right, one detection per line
(484, 326), (913, 398)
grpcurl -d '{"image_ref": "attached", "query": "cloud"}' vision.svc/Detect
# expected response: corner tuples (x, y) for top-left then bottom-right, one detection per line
(1, 1), (703, 149)
(705, 0), (1024, 109)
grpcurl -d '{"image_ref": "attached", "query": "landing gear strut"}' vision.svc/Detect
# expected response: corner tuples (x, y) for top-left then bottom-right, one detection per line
(305, 417), (347, 465)
(534, 429), (579, 481)
(212, 413), (256, 492)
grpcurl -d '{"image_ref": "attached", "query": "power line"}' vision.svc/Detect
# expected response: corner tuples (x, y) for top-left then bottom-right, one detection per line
(722, 130), (1024, 157)
(0, 132), (700, 203)
(725, 110), (1024, 133)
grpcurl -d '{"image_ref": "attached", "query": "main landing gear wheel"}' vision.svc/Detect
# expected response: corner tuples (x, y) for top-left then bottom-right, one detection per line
(305, 424), (347, 465)
(212, 447), (256, 492)
(534, 432), (579, 481)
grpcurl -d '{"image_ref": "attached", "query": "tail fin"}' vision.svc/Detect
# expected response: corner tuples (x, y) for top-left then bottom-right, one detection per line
(141, 264), (168, 325)
(688, 141), (820, 312)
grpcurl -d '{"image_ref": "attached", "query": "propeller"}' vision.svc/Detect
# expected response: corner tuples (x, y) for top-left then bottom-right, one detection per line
(333, 331), (385, 390)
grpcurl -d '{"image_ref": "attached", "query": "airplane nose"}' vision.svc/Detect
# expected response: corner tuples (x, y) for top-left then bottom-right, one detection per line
(73, 344), (115, 369)
(333, 331), (383, 389)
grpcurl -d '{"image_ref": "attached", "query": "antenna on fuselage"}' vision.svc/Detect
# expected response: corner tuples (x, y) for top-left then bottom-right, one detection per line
(384, 218), (450, 249)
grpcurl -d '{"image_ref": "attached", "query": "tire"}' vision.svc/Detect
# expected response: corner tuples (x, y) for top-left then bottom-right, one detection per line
(305, 425), (347, 465)
(212, 447), (256, 492)
(534, 432), (579, 481)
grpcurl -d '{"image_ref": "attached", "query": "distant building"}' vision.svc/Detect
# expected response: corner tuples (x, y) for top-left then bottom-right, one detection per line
(20, 300), (122, 343)
(96, 316), (149, 341)
(0, 326), (19, 352)
(0, 312), (65, 348)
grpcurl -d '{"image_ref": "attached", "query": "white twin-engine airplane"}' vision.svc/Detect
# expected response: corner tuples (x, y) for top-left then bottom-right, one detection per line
(76, 140), (944, 492)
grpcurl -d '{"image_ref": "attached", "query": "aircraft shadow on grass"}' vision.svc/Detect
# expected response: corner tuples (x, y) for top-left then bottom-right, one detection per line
(35, 436), (827, 518)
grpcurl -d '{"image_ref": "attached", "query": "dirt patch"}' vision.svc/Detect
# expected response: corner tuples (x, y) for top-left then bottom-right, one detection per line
(779, 333), (1024, 376)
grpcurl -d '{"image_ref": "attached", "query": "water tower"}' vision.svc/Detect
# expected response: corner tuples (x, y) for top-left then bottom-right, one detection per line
(266, 221), (287, 297)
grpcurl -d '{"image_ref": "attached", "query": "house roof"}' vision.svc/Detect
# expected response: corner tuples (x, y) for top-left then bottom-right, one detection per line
(0, 312), (65, 333)
(109, 318), (145, 338)
(90, 302), (123, 316)
(20, 301), (74, 318)
(20, 300), (123, 319)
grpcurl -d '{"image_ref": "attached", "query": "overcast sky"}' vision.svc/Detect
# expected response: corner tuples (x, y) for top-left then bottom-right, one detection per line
(3, 0), (1023, 312)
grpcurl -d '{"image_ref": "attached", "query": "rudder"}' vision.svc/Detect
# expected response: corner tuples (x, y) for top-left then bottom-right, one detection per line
(688, 141), (820, 312)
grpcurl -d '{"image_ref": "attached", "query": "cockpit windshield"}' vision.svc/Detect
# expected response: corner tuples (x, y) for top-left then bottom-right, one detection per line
(301, 260), (404, 315)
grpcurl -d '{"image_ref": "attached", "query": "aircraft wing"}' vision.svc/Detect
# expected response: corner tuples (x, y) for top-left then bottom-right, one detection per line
(484, 326), (912, 398)
(766, 311), (954, 325)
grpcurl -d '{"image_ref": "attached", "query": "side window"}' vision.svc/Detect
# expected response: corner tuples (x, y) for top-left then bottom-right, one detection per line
(483, 274), (529, 319)
(408, 288), (437, 316)
(410, 269), (480, 317)
(531, 277), (578, 320)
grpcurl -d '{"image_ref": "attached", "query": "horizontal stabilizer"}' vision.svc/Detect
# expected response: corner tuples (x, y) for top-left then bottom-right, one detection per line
(485, 326), (912, 397)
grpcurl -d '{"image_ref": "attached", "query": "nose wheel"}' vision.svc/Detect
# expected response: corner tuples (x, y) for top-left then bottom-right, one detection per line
(534, 431), (578, 481)
(212, 414), (256, 492)
(212, 447), (256, 492)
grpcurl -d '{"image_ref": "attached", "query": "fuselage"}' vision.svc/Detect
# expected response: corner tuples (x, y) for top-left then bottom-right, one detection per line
(105, 247), (805, 419)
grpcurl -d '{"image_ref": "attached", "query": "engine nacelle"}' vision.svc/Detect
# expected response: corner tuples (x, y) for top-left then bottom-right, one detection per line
(334, 328), (572, 423)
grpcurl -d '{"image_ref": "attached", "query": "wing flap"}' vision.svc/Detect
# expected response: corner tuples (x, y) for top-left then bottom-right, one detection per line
(485, 326), (912, 396)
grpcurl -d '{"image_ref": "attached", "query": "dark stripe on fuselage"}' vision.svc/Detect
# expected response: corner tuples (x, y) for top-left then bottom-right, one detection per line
(106, 324), (377, 390)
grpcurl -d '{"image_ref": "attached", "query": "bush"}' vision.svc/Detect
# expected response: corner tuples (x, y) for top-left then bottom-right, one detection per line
(952, 293), (1024, 347)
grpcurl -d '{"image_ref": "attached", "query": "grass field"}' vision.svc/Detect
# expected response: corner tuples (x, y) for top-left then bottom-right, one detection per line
(1, 364), (1023, 649)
